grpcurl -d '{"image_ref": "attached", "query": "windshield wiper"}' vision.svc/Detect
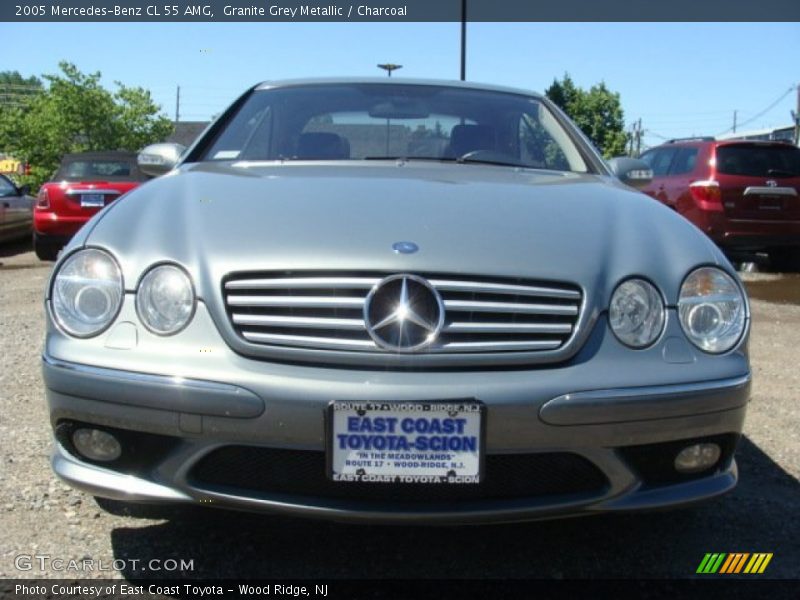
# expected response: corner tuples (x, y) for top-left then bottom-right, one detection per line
(364, 155), (530, 168)
(456, 155), (530, 168)
(362, 156), (453, 162)
(454, 149), (533, 169)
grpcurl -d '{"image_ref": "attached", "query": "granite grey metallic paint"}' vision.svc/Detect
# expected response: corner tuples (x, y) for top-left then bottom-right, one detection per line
(42, 79), (751, 523)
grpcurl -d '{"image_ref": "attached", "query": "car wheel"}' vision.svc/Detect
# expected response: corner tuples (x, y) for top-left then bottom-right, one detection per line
(770, 248), (800, 273)
(33, 233), (61, 261)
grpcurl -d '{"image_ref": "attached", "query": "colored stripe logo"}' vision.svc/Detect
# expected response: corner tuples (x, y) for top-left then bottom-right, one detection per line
(696, 553), (773, 574)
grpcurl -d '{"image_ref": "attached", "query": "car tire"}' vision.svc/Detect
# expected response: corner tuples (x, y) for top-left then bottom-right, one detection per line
(770, 248), (800, 273)
(33, 233), (61, 261)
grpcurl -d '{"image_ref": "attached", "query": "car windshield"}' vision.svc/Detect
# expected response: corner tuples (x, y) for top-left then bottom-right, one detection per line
(0, 175), (17, 197)
(200, 83), (591, 173)
(55, 157), (146, 182)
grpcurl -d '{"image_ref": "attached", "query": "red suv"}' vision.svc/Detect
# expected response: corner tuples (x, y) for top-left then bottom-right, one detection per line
(33, 151), (148, 260)
(639, 138), (800, 270)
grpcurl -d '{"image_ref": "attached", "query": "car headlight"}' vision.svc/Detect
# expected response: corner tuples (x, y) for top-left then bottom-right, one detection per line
(609, 279), (665, 348)
(136, 264), (195, 335)
(678, 267), (746, 353)
(51, 248), (124, 338)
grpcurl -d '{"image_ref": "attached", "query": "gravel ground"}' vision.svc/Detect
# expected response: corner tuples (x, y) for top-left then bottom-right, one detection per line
(1, 241), (798, 581)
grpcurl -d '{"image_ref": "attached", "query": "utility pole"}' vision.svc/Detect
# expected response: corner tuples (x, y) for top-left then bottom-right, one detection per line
(635, 118), (642, 157)
(794, 83), (800, 145)
(733, 110), (737, 134)
(627, 127), (633, 156)
(628, 122), (636, 156)
(376, 65), (402, 154)
(175, 85), (181, 123)
(628, 120), (641, 157)
(460, 0), (467, 81)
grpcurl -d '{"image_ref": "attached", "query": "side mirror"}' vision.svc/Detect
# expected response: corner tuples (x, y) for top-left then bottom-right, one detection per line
(17, 184), (31, 196)
(137, 143), (186, 177)
(607, 157), (653, 189)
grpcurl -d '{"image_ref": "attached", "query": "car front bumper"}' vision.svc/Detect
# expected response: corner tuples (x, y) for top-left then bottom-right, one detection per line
(43, 299), (751, 524)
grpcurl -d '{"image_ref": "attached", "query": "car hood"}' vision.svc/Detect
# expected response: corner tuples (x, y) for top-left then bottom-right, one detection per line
(83, 161), (723, 304)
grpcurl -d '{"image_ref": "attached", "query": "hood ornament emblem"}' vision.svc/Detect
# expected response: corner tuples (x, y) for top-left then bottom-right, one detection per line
(364, 274), (444, 352)
(392, 241), (419, 254)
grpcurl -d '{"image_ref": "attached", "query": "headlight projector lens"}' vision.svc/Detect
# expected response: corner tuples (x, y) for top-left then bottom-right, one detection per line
(609, 279), (665, 348)
(679, 267), (746, 353)
(51, 249), (123, 337)
(136, 264), (195, 335)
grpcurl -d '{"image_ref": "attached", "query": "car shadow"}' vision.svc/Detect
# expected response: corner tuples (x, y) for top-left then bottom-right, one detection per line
(729, 251), (800, 275)
(0, 237), (32, 259)
(108, 436), (799, 580)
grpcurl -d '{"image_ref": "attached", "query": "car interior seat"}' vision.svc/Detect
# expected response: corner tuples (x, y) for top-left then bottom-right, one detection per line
(720, 153), (744, 175)
(295, 132), (351, 160)
(447, 124), (496, 157)
(748, 154), (769, 177)
(109, 166), (130, 177)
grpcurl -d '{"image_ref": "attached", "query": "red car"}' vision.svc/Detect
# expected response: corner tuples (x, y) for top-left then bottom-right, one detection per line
(639, 138), (800, 270)
(33, 152), (148, 260)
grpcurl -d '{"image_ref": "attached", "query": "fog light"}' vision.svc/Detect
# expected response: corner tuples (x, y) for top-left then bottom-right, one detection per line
(674, 443), (721, 473)
(72, 428), (122, 462)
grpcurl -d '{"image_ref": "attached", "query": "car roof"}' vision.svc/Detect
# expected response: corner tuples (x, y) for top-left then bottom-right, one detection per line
(254, 77), (544, 99)
(713, 139), (798, 148)
(651, 138), (796, 150)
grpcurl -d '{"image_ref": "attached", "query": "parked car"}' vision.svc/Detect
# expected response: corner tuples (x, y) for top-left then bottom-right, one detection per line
(42, 79), (750, 523)
(33, 151), (148, 260)
(0, 174), (34, 243)
(639, 138), (800, 270)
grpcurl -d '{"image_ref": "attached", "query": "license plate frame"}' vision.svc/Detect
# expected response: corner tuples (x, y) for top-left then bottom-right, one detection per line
(327, 400), (485, 485)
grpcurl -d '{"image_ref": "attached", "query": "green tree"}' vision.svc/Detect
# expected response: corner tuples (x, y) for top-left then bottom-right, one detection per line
(545, 74), (628, 158)
(0, 71), (43, 110)
(0, 71), (42, 86)
(0, 62), (172, 189)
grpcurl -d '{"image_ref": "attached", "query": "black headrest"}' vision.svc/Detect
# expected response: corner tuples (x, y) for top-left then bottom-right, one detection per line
(449, 124), (496, 156)
(296, 132), (350, 160)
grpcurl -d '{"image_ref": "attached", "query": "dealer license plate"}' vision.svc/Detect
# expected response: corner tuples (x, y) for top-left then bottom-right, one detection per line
(80, 193), (105, 208)
(329, 401), (483, 484)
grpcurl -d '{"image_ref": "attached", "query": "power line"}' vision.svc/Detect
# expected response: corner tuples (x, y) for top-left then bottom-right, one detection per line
(635, 109), (735, 117)
(641, 113), (743, 122)
(644, 130), (669, 141)
(716, 85), (795, 135)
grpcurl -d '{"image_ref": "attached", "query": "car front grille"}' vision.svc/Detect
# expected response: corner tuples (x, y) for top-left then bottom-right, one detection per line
(223, 271), (582, 354)
(189, 447), (608, 504)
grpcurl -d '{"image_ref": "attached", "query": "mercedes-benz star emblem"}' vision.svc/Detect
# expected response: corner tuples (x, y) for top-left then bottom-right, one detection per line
(392, 241), (419, 254)
(364, 274), (444, 352)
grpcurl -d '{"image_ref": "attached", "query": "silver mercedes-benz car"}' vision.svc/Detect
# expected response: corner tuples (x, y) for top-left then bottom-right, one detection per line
(43, 79), (751, 523)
